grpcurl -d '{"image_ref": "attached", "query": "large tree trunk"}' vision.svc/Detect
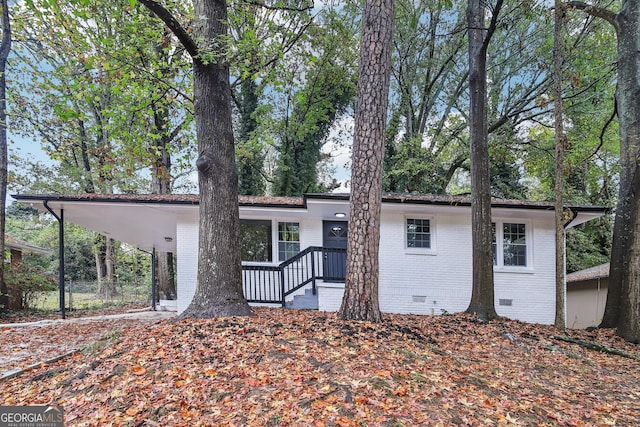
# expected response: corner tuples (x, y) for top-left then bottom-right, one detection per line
(553, 0), (567, 331)
(155, 252), (176, 300)
(179, 0), (253, 318)
(465, 0), (499, 321)
(151, 104), (177, 301)
(567, 0), (640, 342)
(95, 234), (117, 299)
(605, 0), (640, 342)
(0, 0), (8, 314)
(338, 0), (394, 322)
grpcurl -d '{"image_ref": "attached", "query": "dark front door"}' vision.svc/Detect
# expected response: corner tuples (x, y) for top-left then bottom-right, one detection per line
(322, 221), (348, 281)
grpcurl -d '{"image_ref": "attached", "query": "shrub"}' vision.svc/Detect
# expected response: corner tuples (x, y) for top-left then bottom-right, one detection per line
(5, 266), (56, 310)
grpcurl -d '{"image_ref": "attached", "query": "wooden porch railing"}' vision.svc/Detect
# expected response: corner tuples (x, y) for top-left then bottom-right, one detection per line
(242, 246), (346, 307)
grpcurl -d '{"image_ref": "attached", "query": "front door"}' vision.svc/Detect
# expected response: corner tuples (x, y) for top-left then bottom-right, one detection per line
(322, 221), (348, 281)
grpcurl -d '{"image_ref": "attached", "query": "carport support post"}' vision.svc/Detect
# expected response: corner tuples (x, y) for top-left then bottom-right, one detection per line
(59, 209), (65, 319)
(44, 201), (65, 320)
(151, 248), (156, 311)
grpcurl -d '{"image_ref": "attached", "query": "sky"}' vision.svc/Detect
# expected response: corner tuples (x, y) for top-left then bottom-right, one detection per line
(10, 134), (50, 165)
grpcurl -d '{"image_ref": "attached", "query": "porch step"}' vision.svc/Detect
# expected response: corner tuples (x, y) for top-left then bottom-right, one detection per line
(286, 288), (319, 310)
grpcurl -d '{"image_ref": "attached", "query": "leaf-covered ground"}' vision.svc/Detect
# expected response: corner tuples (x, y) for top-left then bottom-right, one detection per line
(0, 311), (169, 375)
(1, 308), (638, 426)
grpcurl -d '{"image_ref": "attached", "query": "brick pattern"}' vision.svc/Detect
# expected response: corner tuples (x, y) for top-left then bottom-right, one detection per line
(176, 205), (557, 324)
(176, 215), (198, 314)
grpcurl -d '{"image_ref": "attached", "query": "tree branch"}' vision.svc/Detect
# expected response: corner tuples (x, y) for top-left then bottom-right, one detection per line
(240, 0), (314, 12)
(482, 0), (505, 52)
(586, 94), (617, 161)
(567, 1), (619, 34)
(137, 0), (199, 59)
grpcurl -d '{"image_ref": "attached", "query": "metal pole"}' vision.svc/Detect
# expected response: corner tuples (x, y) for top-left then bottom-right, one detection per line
(58, 209), (65, 319)
(151, 248), (157, 311)
(44, 201), (65, 319)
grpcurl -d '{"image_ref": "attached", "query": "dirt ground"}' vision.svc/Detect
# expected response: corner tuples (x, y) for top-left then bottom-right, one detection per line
(0, 308), (175, 379)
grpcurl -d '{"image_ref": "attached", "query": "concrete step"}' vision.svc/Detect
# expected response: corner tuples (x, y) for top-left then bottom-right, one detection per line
(286, 288), (319, 310)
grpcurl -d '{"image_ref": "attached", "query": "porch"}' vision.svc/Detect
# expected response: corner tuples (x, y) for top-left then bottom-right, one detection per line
(242, 246), (346, 308)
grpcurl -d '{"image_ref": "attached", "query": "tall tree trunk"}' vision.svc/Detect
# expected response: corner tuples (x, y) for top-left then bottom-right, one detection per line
(338, 0), (394, 322)
(465, 0), (501, 321)
(105, 236), (116, 297)
(569, 0), (640, 342)
(155, 252), (176, 300)
(0, 0), (9, 314)
(608, 0), (640, 342)
(179, 0), (252, 318)
(553, 0), (567, 331)
(151, 102), (176, 301)
(95, 234), (117, 298)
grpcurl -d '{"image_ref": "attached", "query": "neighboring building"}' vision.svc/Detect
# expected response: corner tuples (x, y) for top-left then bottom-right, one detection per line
(13, 193), (607, 325)
(5, 235), (50, 270)
(4, 235), (51, 310)
(566, 263), (609, 329)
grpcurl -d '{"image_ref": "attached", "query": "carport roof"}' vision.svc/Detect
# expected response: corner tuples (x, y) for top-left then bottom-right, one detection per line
(12, 192), (608, 252)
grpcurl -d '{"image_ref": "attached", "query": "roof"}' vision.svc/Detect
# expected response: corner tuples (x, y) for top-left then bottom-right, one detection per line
(12, 193), (305, 208)
(308, 193), (608, 213)
(566, 263), (610, 283)
(5, 235), (51, 255)
(11, 192), (609, 252)
(13, 192), (607, 212)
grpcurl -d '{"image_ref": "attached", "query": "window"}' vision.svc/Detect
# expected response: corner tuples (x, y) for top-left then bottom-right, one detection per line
(503, 223), (527, 267)
(278, 222), (300, 261)
(406, 218), (431, 249)
(493, 221), (529, 268)
(239, 219), (272, 262)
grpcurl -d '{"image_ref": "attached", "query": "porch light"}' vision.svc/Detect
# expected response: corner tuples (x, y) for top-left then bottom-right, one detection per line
(164, 236), (173, 242)
(334, 212), (346, 218)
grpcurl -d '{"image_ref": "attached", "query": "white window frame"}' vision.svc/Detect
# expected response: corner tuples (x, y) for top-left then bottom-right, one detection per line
(240, 218), (303, 266)
(277, 221), (301, 262)
(239, 218), (274, 265)
(404, 215), (437, 255)
(492, 219), (533, 272)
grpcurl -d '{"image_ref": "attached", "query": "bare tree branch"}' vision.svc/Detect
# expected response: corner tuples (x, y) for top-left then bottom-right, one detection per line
(567, 1), (619, 33)
(482, 0), (505, 52)
(240, 0), (314, 12)
(137, 0), (199, 59)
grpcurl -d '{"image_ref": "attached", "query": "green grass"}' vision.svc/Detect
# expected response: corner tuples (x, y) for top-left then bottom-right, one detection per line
(34, 289), (148, 311)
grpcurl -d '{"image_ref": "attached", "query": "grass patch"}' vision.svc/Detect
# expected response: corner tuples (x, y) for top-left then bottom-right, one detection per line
(35, 290), (148, 311)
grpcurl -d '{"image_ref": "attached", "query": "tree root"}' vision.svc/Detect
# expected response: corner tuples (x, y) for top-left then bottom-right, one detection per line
(553, 335), (640, 361)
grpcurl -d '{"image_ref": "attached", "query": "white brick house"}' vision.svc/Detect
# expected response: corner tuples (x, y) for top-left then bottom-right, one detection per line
(14, 193), (607, 324)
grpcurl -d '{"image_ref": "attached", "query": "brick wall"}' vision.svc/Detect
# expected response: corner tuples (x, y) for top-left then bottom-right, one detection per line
(176, 203), (557, 324)
(318, 209), (557, 324)
(176, 214), (198, 314)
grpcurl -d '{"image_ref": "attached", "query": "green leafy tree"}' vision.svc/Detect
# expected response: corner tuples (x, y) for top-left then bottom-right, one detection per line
(236, 78), (265, 195)
(139, 0), (257, 317)
(553, 0), (568, 330)
(11, 0), (195, 299)
(384, 0), (468, 194)
(6, 206), (97, 282)
(268, 8), (358, 196)
(227, 0), (316, 195)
